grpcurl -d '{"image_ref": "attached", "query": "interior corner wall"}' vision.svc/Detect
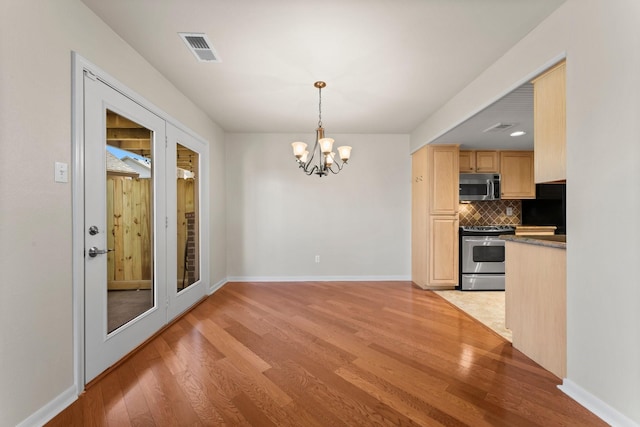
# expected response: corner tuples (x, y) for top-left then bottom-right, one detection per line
(0, 1), (226, 425)
(225, 133), (411, 281)
(411, 0), (640, 424)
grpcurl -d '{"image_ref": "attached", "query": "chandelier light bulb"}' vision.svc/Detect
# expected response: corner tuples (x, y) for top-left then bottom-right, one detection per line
(325, 152), (335, 167)
(337, 146), (352, 162)
(319, 138), (334, 154)
(291, 142), (307, 158)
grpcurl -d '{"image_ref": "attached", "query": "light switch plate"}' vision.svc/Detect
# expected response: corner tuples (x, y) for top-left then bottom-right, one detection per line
(55, 162), (68, 183)
(506, 207), (513, 216)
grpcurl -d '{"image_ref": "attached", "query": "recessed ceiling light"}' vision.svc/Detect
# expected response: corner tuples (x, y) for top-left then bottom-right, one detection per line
(510, 130), (526, 137)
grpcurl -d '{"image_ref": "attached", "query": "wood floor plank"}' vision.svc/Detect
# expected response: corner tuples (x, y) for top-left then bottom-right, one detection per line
(47, 281), (607, 426)
(99, 369), (133, 427)
(263, 361), (349, 427)
(180, 355), (250, 425)
(231, 392), (279, 427)
(335, 365), (467, 427)
(171, 368), (227, 425)
(83, 383), (108, 427)
(115, 363), (155, 427)
(129, 349), (184, 426)
(146, 353), (203, 425)
(185, 313), (272, 373)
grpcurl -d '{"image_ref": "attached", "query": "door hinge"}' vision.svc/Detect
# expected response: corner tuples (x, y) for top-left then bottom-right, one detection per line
(165, 136), (168, 149)
(84, 70), (97, 81)
(166, 217), (169, 229)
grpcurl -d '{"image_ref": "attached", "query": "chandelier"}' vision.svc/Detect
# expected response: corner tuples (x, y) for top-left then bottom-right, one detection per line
(291, 81), (352, 177)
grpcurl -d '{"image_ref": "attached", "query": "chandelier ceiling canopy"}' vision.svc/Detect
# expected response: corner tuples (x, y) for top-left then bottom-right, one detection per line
(291, 82), (352, 177)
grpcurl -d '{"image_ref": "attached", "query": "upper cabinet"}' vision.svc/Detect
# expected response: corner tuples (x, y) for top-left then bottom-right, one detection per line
(500, 151), (535, 199)
(532, 60), (566, 183)
(459, 151), (474, 173)
(459, 150), (499, 173)
(429, 146), (459, 215)
(459, 149), (534, 199)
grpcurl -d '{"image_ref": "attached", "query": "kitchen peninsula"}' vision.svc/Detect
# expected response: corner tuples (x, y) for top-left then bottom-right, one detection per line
(501, 234), (566, 378)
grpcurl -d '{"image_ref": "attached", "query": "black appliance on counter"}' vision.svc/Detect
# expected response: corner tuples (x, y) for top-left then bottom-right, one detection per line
(458, 225), (515, 291)
(521, 183), (566, 234)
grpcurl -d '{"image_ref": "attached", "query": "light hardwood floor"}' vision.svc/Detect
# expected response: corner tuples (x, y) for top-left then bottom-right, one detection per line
(47, 281), (605, 426)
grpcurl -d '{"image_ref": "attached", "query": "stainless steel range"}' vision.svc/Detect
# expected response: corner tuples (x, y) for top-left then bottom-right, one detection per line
(459, 225), (516, 291)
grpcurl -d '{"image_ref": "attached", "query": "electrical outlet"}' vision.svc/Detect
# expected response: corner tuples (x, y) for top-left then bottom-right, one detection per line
(315, 255), (320, 263)
(506, 207), (513, 216)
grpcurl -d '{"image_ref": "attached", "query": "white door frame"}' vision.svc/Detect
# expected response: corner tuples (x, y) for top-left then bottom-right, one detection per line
(71, 52), (210, 392)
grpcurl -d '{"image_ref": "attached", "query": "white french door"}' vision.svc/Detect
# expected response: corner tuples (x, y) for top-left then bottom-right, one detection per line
(166, 123), (207, 320)
(84, 72), (168, 382)
(82, 70), (207, 383)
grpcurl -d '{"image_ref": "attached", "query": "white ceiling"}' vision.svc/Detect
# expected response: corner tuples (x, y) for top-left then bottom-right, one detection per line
(431, 83), (535, 150)
(80, 0), (564, 146)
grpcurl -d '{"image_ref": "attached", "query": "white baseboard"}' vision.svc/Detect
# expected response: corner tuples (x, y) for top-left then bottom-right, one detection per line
(226, 275), (411, 282)
(208, 278), (227, 295)
(16, 385), (77, 427)
(559, 379), (639, 427)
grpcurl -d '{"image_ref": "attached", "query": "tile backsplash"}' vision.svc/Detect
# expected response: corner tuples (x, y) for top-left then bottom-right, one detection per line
(458, 200), (521, 226)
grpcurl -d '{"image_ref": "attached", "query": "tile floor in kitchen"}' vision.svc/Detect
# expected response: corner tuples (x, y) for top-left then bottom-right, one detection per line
(433, 290), (512, 341)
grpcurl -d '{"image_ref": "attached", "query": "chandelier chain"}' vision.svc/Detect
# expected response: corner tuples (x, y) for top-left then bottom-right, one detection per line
(317, 86), (322, 128)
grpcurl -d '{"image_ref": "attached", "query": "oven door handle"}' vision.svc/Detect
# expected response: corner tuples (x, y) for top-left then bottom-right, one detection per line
(463, 238), (505, 243)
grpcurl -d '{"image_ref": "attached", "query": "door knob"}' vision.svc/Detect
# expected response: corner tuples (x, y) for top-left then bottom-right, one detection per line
(88, 246), (113, 257)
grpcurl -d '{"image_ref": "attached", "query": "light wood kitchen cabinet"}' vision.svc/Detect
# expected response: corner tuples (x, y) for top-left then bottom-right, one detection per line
(411, 145), (459, 289)
(476, 151), (500, 173)
(532, 60), (566, 183)
(500, 151), (535, 199)
(459, 150), (474, 173)
(504, 238), (566, 378)
(429, 146), (459, 214)
(428, 215), (459, 285)
(411, 147), (428, 287)
(459, 150), (499, 173)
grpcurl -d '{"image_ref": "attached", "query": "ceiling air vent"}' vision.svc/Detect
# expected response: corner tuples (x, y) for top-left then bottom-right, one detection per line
(179, 32), (221, 63)
(482, 122), (515, 133)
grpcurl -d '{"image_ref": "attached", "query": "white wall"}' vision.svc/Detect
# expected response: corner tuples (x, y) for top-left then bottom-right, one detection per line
(226, 133), (411, 280)
(412, 0), (640, 424)
(0, 1), (226, 425)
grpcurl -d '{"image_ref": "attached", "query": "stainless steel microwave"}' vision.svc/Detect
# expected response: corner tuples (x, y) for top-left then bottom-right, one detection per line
(459, 173), (501, 201)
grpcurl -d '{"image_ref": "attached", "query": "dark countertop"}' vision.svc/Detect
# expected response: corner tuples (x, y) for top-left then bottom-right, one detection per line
(500, 234), (566, 249)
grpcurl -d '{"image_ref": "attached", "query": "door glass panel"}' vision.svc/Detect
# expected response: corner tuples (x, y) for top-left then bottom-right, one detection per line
(106, 110), (154, 333)
(177, 143), (200, 291)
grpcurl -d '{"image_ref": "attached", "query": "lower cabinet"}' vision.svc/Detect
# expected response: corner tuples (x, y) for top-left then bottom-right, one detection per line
(428, 216), (459, 286)
(505, 240), (566, 378)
